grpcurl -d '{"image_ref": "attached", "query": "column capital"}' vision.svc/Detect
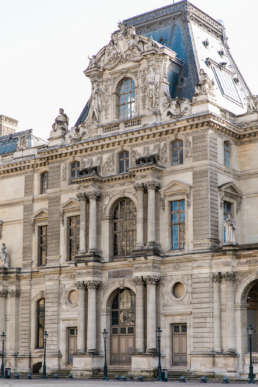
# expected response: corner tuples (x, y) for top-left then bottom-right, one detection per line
(222, 272), (237, 282)
(8, 289), (20, 297)
(212, 272), (223, 283)
(133, 276), (144, 285)
(144, 274), (160, 285)
(76, 281), (86, 290)
(87, 191), (101, 200)
(0, 289), (8, 298)
(134, 182), (145, 192)
(76, 192), (87, 201)
(86, 279), (101, 289)
(146, 181), (160, 191)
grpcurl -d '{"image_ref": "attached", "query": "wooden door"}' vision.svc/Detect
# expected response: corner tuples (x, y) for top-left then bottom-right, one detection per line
(67, 327), (77, 364)
(111, 289), (135, 365)
(172, 324), (187, 366)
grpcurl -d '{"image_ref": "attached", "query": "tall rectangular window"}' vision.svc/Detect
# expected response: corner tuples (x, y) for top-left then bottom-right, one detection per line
(67, 215), (80, 261)
(40, 172), (48, 194)
(171, 200), (185, 250)
(38, 225), (47, 266)
(224, 141), (230, 168)
(172, 140), (183, 166)
(224, 201), (232, 242)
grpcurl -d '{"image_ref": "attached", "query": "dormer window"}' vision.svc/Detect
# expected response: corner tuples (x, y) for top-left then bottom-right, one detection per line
(118, 78), (135, 120)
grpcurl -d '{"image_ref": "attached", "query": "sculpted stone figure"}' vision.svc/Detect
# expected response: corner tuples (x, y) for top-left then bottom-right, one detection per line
(194, 69), (215, 97)
(224, 214), (236, 244)
(52, 108), (69, 133)
(90, 82), (102, 122)
(86, 23), (161, 72)
(247, 95), (258, 112)
(1, 243), (9, 268)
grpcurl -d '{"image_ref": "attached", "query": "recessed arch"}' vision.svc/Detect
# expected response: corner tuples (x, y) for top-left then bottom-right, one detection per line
(108, 287), (136, 365)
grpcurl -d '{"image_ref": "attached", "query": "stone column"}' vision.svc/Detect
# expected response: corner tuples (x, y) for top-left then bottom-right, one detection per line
(224, 272), (236, 352)
(88, 192), (100, 255)
(212, 273), (222, 352)
(86, 280), (100, 353)
(76, 192), (87, 254)
(134, 276), (144, 353)
(147, 182), (159, 247)
(76, 281), (86, 353)
(134, 183), (145, 249)
(145, 275), (160, 352)
(0, 289), (7, 334)
(7, 289), (19, 354)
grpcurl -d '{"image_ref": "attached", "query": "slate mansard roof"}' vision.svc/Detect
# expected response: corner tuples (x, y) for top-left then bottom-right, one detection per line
(76, 0), (252, 127)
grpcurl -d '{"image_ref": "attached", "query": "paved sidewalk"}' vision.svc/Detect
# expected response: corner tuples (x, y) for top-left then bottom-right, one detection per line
(0, 380), (253, 387)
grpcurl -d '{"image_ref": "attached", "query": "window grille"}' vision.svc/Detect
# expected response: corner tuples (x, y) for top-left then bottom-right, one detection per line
(38, 225), (47, 266)
(172, 140), (183, 166)
(113, 198), (136, 257)
(67, 215), (80, 260)
(118, 78), (135, 121)
(171, 199), (185, 249)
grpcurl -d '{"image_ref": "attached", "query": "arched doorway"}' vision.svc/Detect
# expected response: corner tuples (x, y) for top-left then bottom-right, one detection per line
(247, 281), (258, 352)
(110, 288), (135, 365)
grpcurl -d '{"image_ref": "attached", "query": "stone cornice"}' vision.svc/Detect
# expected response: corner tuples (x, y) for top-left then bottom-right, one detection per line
(0, 112), (258, 177)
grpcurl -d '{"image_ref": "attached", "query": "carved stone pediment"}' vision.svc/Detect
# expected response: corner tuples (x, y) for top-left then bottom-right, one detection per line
(218, 182), (242, 211)
(33, 209), (48, 222)
(86, 23), (164, 73)
(161, 180), (192, 208)
(62, 199), (79, 211)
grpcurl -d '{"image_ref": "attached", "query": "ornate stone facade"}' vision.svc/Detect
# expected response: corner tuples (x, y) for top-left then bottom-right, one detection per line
(1, 1), (258, 380)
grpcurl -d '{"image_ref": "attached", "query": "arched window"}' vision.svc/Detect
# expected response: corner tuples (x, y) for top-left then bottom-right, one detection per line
(71, 161), (80, 179)
(172, 140), (183, 166)
(36, 298), (45, 349)
(118, 78), (135, 121)
(40, 172), (48, 194)
(113, 198), (136, 257)
(119, 151), (129, 174)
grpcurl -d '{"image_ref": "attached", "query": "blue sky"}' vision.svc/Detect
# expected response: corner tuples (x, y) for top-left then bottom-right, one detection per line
(0, 0), (257, 139)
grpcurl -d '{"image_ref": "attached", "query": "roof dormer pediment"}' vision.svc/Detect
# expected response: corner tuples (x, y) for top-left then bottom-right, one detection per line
(85, 23), (174, 74)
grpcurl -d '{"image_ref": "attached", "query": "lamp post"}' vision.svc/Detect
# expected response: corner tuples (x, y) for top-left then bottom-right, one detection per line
(102, 329), (108, 380)
(248, 324), (255, 384)
(42, 330), (48, 379)
(0, 332), (6, 378)
(156, 327), (162, 381)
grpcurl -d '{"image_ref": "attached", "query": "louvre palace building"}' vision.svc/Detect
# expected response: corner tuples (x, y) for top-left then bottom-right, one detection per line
(1, 0), (258, 379)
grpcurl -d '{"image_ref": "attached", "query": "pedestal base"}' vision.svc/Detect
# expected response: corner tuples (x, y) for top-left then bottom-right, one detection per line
(190, 352), (239, 376)
(131, 354), (158, 377)
(72, 353), (104, 378)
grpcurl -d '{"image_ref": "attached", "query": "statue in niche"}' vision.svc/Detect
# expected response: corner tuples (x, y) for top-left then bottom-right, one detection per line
(224, 214), (236, 245)
(52, 108), (69, 133)
(90, 82), (102, 122)
(1, 243), (9, 268)
(146, 64), (160, 109)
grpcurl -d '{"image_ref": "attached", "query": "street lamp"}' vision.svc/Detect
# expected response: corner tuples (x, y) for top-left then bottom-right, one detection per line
(0, 332), (6, 378)
(102, 329), (108, 380)
(42, 330), (48, 379)
(248, 324), (255, 384)
(156, 327), (162, 381)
